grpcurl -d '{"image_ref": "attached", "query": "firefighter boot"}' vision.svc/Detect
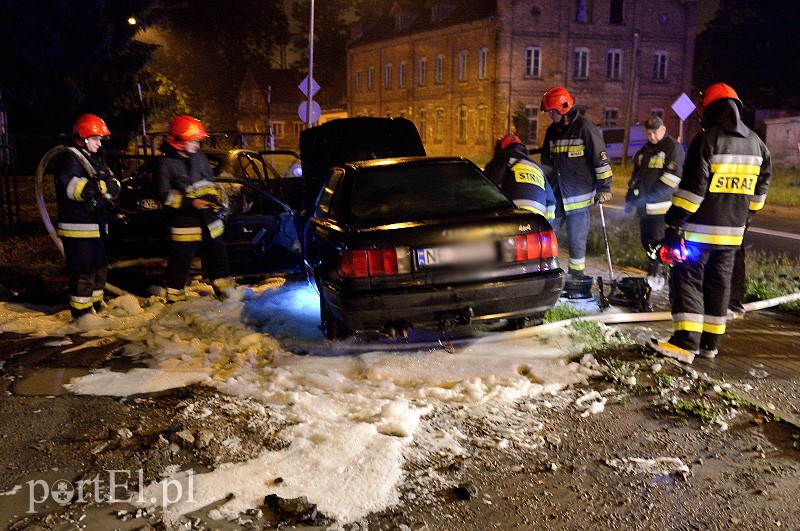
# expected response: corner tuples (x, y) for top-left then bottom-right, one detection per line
(646, 337), (696, 364)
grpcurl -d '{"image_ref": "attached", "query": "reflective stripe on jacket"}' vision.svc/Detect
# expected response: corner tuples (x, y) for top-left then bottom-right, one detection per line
(627, 134), (684, 217)
(502, 156), (556, 219)
(666, 114), (771, 249)
(541, 114), (612, 215)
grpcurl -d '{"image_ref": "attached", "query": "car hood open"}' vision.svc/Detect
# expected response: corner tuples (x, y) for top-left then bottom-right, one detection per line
(299, 117), (426, 210)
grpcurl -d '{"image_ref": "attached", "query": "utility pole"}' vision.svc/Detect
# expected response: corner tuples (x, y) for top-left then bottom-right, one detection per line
(621, 30), (640, 167)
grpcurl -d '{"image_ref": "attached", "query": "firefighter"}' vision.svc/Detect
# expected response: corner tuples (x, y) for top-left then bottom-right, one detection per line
(55, 114), (120, 320)
(540, 86), (613, 278)
(624, 115), (685, 291)
(157, 115), (234, 303)
(492, 133), (556, 219)
(647, 83), (771, 363)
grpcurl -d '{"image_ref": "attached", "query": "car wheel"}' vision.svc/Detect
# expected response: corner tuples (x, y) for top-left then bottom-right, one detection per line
(320, 295), (351, 340)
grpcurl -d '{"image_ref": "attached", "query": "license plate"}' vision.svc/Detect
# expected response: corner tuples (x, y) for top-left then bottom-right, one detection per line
(417, 241), (497, 267)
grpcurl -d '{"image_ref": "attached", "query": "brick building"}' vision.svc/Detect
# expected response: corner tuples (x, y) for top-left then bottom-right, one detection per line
(347, 0), (698, 164)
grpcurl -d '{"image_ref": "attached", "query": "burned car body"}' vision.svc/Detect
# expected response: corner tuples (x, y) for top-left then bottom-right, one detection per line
(105, 152), (301, 276)
(300, 118), (564, 339)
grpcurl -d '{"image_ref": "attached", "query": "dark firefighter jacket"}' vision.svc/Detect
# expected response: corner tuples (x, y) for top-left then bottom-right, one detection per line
(499, 143), (556, 219)
(626, 134), (685, 216)
(665, 99), (771, 249)
(541, 111), (612, 215)
(156, 145), (225, 240)
(55, 147), (120, 239)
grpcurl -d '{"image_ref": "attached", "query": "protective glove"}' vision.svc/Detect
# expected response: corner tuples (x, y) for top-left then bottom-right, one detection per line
(595, 191), (613, 204)
(81, 179), (101, 201)
(651, 227), (687, 265)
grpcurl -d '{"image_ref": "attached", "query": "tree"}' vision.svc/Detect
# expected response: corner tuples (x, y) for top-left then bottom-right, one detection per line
(694, 0), (800, 110)
(0, 0), (157, 142)
(151, 0), (289, 130)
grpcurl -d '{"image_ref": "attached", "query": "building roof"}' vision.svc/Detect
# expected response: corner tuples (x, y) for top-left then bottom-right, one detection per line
(349, 0), (497, 47)
(242, 68), (304, 104)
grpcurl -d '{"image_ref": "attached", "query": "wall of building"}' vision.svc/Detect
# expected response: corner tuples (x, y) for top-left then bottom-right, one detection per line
(347, 0), (698, 164)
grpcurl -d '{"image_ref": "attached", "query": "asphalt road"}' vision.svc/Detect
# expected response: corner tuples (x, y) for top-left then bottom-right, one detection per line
(602, 200), (800, 258)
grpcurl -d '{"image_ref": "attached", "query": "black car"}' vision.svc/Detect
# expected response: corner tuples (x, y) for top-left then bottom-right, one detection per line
(105, 153), (302, 276)
(302, 148), (565, 339)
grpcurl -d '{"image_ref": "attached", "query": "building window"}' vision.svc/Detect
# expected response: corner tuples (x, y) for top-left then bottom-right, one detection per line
(606, 49), (622, 80)
(293, 122), (304, 137)
(418, 57), (427, 85)
(457, 50), (467, 81)
(603, 107), (619, 127)
(653, 51), (668, 81)
(418, 107), (428, 142)
(457, 105), (468, 143)
(398, 61), (406, 88)
(610, 0), (624, 24)
(434, 107), (445, 143)
(384, 63), (392, 89)
(273, 121), (285, 139)
(576, 0), (592, 24)
(573, 47), (589, 79)
(650, 107), (665, 119)
(524, 46), (541, 78)
(477, 105), (488, 143)
(354, 70), (362, 91)
(478, 48), (488, 79)
(435, 55), (444, 84)
(367, 66), (374, 90)
(525, 104), (539, 145)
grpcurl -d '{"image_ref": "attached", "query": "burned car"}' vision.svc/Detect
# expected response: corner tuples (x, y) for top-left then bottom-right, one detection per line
(105, 152), (302, 276)
(300, 118), (565, 339)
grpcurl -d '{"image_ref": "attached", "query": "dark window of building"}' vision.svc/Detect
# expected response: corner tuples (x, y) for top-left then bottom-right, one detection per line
(576, 0), (592, 24)
(610, 0), (624, 24)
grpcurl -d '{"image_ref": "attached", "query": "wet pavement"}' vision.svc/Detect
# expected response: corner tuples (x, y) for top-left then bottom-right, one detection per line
(623, 310), (800, 427)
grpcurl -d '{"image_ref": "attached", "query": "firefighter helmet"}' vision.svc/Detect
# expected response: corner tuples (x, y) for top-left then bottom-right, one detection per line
(499, 133), (523, 150)
(73, 114), (110, 143)
(699, 83), (742, 118)
(540, 86), (575, 115)
(166, 115), (209, 150)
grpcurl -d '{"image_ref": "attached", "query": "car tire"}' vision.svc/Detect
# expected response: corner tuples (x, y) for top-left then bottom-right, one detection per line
(320, 295), (351, 340)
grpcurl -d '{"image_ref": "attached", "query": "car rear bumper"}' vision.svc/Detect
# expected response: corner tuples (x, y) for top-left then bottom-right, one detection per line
(324, 270), (565, 331)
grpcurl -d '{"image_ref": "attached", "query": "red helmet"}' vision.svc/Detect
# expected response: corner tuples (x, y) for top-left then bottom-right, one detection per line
(699, 83), (742, 118)
(167, 115), (209, 150)
(73, 114), (110, 143)
(540, 86), (575, 115)
(499, 133), (523, 150)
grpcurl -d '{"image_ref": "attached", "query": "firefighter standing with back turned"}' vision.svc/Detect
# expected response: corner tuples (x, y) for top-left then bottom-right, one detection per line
(540, 86), (613, 279)
(491, 133), (556, 220)
(647, 83), (771, 364)
(625, 115), (685, 291)
(55, 114), (121, 320)
(157, 115), (235, 303)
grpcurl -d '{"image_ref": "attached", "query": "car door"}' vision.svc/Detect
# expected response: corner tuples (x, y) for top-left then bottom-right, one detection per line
(217, 179), (302, 274)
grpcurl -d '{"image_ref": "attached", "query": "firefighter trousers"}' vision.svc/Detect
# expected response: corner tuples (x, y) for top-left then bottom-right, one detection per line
(667, 245), (736, 352)
(62, 237), (108, 318)
(164, 227), (232, 302)
(550, 209), (590, 275)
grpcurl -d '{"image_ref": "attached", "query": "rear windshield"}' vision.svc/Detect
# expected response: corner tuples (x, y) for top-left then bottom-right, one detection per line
(347, 161), (513, 223)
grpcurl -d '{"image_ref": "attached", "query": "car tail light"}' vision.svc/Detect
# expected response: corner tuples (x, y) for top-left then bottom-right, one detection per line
(539, 229), (558, 259)
(339, 247), (409, 278)
(505, 229), (559, 262)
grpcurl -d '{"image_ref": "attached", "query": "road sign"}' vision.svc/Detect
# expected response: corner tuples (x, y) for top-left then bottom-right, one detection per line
(299, 77), (320, 98)
(672, 93), (696, 121)
(298, 100), (321, 124)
